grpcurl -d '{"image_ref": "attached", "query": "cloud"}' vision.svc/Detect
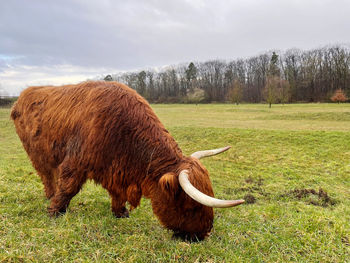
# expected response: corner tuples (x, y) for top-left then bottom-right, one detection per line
(1, 0), (350, 95)
(0, 64), (117, 96)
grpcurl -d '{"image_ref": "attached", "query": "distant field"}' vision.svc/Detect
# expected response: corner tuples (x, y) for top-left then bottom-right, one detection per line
(153, 103), (350, 131)
(1, 104), (349, 262)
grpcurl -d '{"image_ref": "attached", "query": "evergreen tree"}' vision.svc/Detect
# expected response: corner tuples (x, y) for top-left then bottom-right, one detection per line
(185, 62), (198, 93)
(269, 52), (280, 77)
(104, 75), (113, 81)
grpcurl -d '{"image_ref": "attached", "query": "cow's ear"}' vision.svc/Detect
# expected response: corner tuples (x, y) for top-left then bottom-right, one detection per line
(159, 172), (179, 193)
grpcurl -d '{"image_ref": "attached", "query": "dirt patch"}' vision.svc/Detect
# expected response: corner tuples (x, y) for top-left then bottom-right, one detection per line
(282, 188), (336, 207)
(224, 177), (266, 203)
(245, 176), (263, 186)
(243, 194), (256, 204)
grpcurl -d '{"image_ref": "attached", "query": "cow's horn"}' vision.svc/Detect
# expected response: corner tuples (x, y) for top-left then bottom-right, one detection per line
(191, 146), (231, 159)
(178, 170), (245, 208)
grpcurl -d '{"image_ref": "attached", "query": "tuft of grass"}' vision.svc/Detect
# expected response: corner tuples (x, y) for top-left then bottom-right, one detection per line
(1, 103), (350, 262)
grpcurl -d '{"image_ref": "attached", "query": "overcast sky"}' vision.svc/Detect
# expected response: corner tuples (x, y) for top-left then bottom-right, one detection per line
(1, 0), (350, 96)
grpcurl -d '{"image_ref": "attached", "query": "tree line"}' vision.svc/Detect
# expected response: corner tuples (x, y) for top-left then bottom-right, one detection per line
(104, 45), (350, 103)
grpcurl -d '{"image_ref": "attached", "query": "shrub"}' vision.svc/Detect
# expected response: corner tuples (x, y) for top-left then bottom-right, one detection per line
(331, 89), (348, 103)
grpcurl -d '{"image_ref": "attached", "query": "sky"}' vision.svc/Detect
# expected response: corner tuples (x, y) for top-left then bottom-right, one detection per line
(1, 0), (350, 96)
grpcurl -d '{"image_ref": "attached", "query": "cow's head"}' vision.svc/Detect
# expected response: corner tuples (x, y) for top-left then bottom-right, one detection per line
(151, 146), (244, 241)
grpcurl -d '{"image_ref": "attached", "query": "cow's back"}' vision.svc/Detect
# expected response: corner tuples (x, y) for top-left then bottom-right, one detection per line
(11, 81), (181, 184)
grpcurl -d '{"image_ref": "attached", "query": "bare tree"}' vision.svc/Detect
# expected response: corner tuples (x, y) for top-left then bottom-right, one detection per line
(228, 79), (244, 105)
(264, 76), (279, 108)
(279, 78), (291, 104)
(102, 44), (350, 104)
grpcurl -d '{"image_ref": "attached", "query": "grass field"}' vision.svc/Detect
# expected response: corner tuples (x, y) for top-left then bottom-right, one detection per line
(1, 103), (349, 262)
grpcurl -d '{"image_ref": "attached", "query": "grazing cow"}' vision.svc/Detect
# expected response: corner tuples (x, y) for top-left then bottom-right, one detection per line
(11, 81), (244, 241)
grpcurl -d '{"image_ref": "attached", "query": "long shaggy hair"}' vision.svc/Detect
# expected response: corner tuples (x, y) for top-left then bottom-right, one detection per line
(11, 81), (214, 240)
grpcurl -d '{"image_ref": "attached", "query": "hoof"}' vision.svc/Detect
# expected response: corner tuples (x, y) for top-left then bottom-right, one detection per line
(113, 207), (129, 218)
(47, 207), (66, 217)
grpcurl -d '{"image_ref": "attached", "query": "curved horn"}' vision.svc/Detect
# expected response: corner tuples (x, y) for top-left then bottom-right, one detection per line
(191, 146), (231, 159)
(179, 170), (245, 208)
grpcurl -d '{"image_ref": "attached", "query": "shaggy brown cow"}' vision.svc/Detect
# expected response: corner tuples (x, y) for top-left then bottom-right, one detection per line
(11, 81), (244, 241)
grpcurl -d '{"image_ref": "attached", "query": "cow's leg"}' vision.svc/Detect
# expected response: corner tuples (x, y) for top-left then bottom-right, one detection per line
(48, 161), (86, 217)
(37, 171), (56, 199)
(31, 162), (56, 199)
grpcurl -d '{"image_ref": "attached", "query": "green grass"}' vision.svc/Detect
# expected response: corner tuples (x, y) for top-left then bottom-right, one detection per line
(1, 103), (350, 262)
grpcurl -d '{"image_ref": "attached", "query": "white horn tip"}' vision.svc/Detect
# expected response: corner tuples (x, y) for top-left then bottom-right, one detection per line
(222, 146), (231, 151)
(191, 146), (232, 159)
(230, 199), (245, 207)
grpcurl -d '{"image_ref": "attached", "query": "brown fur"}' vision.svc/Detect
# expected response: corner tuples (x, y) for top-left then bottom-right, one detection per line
(11, 81), (214, 240)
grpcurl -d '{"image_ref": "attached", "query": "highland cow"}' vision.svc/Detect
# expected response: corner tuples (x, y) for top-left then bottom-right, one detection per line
(11, 81), (244, 240)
